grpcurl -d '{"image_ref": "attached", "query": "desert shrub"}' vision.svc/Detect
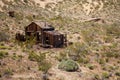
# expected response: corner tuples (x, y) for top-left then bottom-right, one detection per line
(0, 51), (8, 59)
(28, 52), (51, 72)
(94, 74), (101, 80)
(23, 0), (28, 3)
(98, 58), (105, 65)
(25, 15), (34, 21)
(15, 12), (24, 20)
(102, 65), (118, 72)
(0, 42), (4, 46)
(114, 53), (120, 58)
(18, 55), (23, 59)
(28, 52), (39, 61)
(104, 36), (114, 43)
(11, 53), (23, 60)
(105, 58), (109, 63)
(106, 52), (114, 57)
(24, 37), (36, 49)
(105, 52), (120, 58)
(0, 32), (9, 42)
(0, 46), (11, 50)
(87, 64), (95, 70)
(4, 68), (13, 76)
(115, 72), (120, 76)
(0, 12), (7, 20)
(106, 25), (120, 37)
(38, 61), (52, 73)
(78, 57), (89, 64)
(11, 54), (17, 60)
(58, 59), (79, 72)
(66, 42), (89, 61)
(81, 25), (105, 43)
(56, 52), (67, 61)
(101, 72), (110, 79)
(28, 52), (45, 62)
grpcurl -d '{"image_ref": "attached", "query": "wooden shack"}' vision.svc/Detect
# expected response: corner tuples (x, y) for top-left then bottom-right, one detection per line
(25, 21), (54, 41)
(24, 21), (67, 48)
(42, 31), (66, 48)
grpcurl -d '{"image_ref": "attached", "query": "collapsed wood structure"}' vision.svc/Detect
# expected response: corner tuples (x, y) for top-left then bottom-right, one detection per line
(16, 21), (67, 48)
(43, 31), (65, 48)
(15, 33), (26, 41)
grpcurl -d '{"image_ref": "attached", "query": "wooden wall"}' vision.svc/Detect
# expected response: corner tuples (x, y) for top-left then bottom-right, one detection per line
(24, 22), (67, 48)
(42, 32), (65, 47)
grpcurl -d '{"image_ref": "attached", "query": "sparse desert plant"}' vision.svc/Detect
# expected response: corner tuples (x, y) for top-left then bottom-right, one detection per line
(101, 72), (110, 79)
(28, 51), (45, 62)
(105, 25), (120, 37)
(4, 68), (13, 76)
(11, 54), (23, 60)
(0, 12), (7, 20)
(81, 25), (104, 43)
(98, 58), (105, 65)
(105, 58), (109, 63)
(105, 52), (120, 58)
(115, 72), (120, 76)
(0, 46), (11, 50)
(102, 65), (119, 72)
(77, 58), (85, 64)
(105, 52), (115, 58)
(104, 36), (114, 43)
(28, 52), (51, 73)
(78, 57), (89, 64)
(94, 74), (101, 80)
(66, 42), (89, 61)
(56, 52), (67, 61)
(87, 64), (95, 70)
(24, 37), (36, 49)
(23, 0), (28, 3)
(58, 59), (79, 72)
(0, 51), (8, 59)
(0, 42), (4, 46)
(14, 12), (24, 20)
(25, 15), (34, 21)
(0, 31), (9, 42)
(38, 61), (52, 73)
(18, 55), (23, 59)
(11, 54), (17, 60)
(28, 52), (39, 61)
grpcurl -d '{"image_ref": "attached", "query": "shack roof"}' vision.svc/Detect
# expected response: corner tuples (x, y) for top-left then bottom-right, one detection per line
(44, 31), (63, 35)
(33, 21), (54, 30)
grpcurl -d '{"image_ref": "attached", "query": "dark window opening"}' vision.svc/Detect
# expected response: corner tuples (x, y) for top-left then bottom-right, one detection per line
(45, 37), (50, 44)
(26, 32), (31, 36)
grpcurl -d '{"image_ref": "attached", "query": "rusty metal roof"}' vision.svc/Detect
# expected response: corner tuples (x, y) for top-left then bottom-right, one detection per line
(33, 21), (54, 30)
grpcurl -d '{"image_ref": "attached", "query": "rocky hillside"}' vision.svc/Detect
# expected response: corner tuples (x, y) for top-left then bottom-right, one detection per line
(0, 0), (120, 21)
(0, 0), (120, 36)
